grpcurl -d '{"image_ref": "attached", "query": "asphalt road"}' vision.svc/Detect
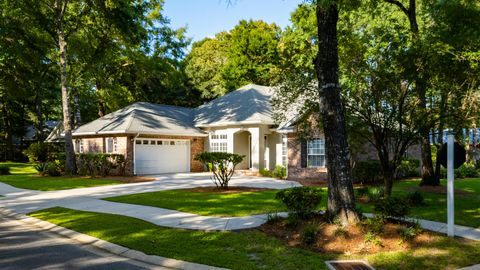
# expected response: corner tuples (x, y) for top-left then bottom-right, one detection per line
(0, 216), (168, 270)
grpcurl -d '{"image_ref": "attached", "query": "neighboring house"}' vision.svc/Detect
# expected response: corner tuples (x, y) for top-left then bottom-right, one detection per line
(71, 84), (327, 179)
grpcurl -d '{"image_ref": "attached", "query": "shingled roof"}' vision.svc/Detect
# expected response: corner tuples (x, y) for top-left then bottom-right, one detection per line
(194, 84), (274, 127)
(72, 84), (277, 137)
(73, 102), (206, 137)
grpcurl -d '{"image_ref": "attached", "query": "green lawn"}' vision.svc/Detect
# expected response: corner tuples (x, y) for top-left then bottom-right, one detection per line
(357, 178), (480, 228)
(30, 207), (480, 270)
(105, 188), (288, 217)
(0, 162), (121, 191)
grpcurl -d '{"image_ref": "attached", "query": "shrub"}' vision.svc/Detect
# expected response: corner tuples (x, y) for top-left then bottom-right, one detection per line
(301, 223), (318, 245)
(398, 224), (422, 242)
(455, 163), (478, 178)
(195, 152), (244, 189)
(367, 186), (385, 202)
(23, 142), (64, 163)
(272, 165), (287, 179)
(34, 162), (49, 176)
(439, 163), (478, 179)
(259, 168), (273, 177)
(374, 196), (411, 220)
(396, 158), (420, 179)
(285, 214), (300, 227)
(46, 162), (62, 176)
(404, 191), (424, 206)
(23, 142), (48, 162)
(361, 216), (384, 235)
(0, 165), (10, 175)
(364, 231), (382, 246)
(275, 187), (322, 218)
(352, 160), (382, 184)
(76, 153), (125, 177)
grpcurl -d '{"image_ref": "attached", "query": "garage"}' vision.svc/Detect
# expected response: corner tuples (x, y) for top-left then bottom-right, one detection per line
(134, 139), (190, 175)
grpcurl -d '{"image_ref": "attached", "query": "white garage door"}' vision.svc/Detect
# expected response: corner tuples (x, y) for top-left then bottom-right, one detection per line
(135, 139), (190, 175)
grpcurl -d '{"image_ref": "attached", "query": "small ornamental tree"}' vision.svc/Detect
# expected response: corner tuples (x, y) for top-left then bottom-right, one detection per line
(195, 152), (244, 189)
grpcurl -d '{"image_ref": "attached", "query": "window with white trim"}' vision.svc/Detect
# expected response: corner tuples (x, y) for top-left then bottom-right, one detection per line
(307, 138), (325, 167)
(106, 137), (117, 153)
(281, 135), (287, 166)
(210, 133), (228, 152)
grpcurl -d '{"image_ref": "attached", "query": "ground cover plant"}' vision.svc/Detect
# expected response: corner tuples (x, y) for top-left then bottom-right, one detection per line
(30, 207), (480, 270)
(105, 187), (287, 217)
(0, 162), (122, 191)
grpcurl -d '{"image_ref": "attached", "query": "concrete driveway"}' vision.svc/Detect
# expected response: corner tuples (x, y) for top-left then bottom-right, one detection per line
(0, 173), (300, 230)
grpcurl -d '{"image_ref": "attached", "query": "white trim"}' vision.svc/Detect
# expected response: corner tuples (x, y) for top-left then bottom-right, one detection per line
(133, 134), (139, 175)
(275, 127), (296, 134)
(195, 120), (274, 128)
(73, 131), (208, 137)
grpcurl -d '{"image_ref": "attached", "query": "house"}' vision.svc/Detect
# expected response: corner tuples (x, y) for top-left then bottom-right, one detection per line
(72, 84), (327, 179)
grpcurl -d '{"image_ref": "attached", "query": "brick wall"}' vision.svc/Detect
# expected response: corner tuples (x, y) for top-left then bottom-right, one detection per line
(287, 133), (327, 181)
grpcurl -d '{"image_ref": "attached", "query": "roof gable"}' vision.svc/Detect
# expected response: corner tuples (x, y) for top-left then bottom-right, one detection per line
(194, 84), (274, 127)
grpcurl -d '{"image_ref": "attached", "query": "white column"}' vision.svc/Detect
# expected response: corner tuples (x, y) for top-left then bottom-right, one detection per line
(447, 134), (455, 237)
(227, 130), (235, 153)
(249, 127), (265, 170)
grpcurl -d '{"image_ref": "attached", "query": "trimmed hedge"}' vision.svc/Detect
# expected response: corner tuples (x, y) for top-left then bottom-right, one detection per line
(76, 153), (125, 177)
(0, 165), (10, 175)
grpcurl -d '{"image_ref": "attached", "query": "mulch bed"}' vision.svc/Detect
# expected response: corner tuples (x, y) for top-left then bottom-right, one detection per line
(259, 214), (438, 255)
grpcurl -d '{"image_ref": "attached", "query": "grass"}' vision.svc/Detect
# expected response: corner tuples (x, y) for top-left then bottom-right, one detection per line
(0, 162), (121, 191)
(30, 207), (334, 270)
(105, 188), (288, 217)
(30, 207), (480, 270)
(357, 178), (480, 228)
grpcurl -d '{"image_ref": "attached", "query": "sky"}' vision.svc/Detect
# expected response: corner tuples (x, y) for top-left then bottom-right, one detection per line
(162, 0), (303, 43)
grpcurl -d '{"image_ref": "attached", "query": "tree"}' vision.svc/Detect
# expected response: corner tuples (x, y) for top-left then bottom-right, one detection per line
(195, 152), (244, 189)
(314, 1), (360, 224)
(381, 0), (480, 186)
(184, 20), (282, 98)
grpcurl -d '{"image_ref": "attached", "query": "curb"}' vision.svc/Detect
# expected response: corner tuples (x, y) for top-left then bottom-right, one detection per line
(0, 207), (228, 270)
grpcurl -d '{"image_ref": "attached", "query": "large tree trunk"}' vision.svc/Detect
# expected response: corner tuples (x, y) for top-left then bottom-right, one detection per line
(73, 87), (81, 128)
(56, 0), (76, 175)
(1, 100), (14, 161)
(35, 87), (44, 140)
(315, 1), (359, 225)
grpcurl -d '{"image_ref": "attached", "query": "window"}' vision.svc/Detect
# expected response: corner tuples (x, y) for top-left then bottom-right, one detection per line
(307, 139), (325, 167)
(210, 133), (228, 152)
(211, 134), (227, 140)
(135, 140), (142, 145)
(282, 135), (287, 166)
(106, 137), (117, 153)
(75, 139), (84, 153)
(143, 140), (149, 145)
(157, 141), (163, 145)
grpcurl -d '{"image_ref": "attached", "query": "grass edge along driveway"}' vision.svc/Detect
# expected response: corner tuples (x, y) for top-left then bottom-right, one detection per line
(29, 207), (480, 270)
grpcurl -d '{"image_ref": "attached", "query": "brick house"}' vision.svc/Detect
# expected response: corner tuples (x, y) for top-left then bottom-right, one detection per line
(71, 84), (418, 179)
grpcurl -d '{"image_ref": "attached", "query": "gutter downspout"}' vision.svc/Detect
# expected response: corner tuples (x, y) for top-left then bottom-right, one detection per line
(133, 133), (139, 175)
